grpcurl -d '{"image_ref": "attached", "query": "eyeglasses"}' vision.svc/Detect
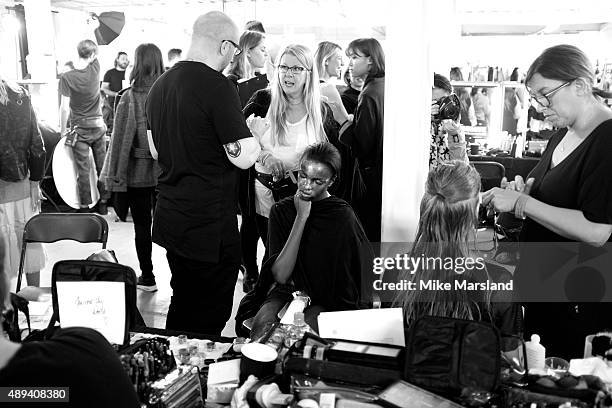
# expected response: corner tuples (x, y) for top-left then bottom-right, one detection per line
(222, 39), (242, 56)
(278, 65), (309, 75)
(297, 170), (330, 186)
(528, 80), (574, 108)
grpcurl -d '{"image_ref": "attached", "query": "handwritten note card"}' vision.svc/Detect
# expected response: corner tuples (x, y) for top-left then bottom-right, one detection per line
(56, 281), (126, 345)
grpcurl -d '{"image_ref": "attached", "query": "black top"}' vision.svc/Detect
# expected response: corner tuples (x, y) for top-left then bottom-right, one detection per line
(516, 119), (612, 358)
(0, 327), (139, 408)
(339, 75), (385, 242)
(340, 76), (385, 171)
(58, 59), (102, 120)
(102, 68), (125, 92)
(340, 86), (360, 115)
(521, 119), (612, 243)
(102, 68), (126, 104)
(266, 195), (373, 310)
(146, 61), (252, 262)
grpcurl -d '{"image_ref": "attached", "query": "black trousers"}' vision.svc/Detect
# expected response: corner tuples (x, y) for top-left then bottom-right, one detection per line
(240, 212), (260, 282)
(165, 243), (240, 335)
(126, 187), (155, 278)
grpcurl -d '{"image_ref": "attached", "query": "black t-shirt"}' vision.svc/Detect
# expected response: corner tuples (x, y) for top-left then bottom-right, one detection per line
(146, 61), (252, 262)
(0, 327), (139, 408)
(102, 68), (125, 93)
(521, 119), (612, 243)
(516, 119), (612, 358)
(102, 68), (126, 104)
(58, 59), (102, 120)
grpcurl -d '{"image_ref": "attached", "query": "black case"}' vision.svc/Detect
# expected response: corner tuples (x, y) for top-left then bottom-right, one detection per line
(404, 316), (501, 397)
(49, 259), (142, 345)
(282, 334), (404, 388)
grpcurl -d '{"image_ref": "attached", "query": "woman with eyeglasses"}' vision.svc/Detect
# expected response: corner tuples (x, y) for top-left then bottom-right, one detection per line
(244, 44), (333, 249)
(483, 44), (612, 358)
(248, 142), (373, 338)
(328, 38), (385, 242)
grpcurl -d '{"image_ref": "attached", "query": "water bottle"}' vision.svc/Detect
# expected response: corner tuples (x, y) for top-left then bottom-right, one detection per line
(525, 334), (546, 371)
(284, 312), (313, 348)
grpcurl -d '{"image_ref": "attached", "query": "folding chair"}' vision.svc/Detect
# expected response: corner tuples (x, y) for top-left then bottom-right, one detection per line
(15, 213), (108, 292)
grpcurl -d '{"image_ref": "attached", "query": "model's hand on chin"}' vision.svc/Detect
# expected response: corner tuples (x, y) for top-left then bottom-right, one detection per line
(294, 193), (311, 220)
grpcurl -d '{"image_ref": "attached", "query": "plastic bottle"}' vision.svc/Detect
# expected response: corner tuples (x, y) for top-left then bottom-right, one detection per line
(525, 334), (546, 371)
(284, 312), (314, 348)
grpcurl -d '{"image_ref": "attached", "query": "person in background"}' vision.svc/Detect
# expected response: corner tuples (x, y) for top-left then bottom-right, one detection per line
(472, 87), (491, 127)
(146, 11), (260, 335)
(340, 69), (364, 115)
(245, 20), (265, 33)
(393, 161), (522, 337)
(329, 38), (385, 242)
(101, 51), (129, 136)
(0, 76), (46, 289)
(244, 21), (276, 80)
(59, 39), (109, 215)
(166, 48), (182, 70)
(226, 29), (269, 293)
(315, 41), (344, 83)
(502, 68), (526, 136)
(430, 73), (468, 170)
(449, 67), (476, 126)
(101, 44), (163, 293)
(314, 41), (349, 124)
(226, 30), (269, 87)
(0, 239), (140, 407)
(250, 142), (373, 338)
(483, 44), (612, 358)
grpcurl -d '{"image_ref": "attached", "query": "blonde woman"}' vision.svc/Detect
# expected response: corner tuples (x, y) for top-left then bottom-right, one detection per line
(0, 76), (46, 289)
(247, 44), (329, 245)
(393, 161), (521, 336)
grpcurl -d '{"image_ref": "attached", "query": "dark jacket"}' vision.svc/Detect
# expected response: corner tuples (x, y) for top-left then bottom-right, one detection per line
(0, 83), (45, 182)
(339, 75), (385, 242)
(101, 80), (160, 191)
(239, 88), (353, 217)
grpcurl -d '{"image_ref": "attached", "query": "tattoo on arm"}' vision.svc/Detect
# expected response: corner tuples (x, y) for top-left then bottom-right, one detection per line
(224, 141), (242, 158)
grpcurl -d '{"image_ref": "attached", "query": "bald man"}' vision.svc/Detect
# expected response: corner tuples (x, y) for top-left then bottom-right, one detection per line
(146, 11), (260, 335)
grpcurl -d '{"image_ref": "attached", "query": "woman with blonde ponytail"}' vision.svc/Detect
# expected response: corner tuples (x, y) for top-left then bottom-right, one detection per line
(393, 161), (521, 336)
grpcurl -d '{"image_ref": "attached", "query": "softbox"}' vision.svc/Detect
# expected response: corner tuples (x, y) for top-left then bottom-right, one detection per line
(94, 11), (125, 45)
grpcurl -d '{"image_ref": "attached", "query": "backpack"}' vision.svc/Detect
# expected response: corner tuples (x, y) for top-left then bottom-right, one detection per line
(404, 316), (501, 398)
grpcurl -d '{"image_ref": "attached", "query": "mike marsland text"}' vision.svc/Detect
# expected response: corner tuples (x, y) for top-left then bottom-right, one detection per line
(373, 279), (514, 291)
